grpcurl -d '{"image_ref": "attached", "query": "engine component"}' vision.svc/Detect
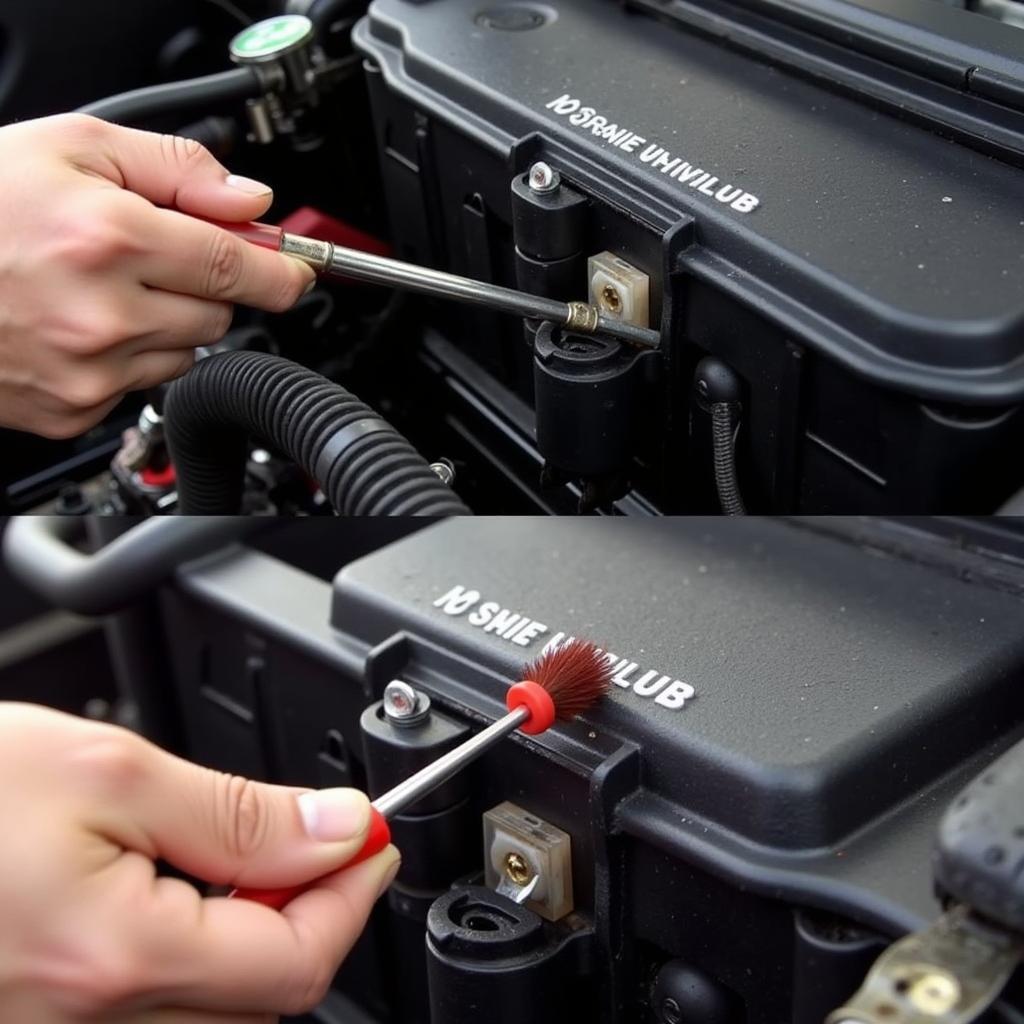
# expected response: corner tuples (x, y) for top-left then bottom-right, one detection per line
(228, 14), (321, 143)
(935, 736), (1024, 931)
(534, 321), (653, 506)
(511, 166), (590, 304)
(826, 906), (1020, 1024)
(163, 350), (470, 516)
(588, 251), (650, 329)
(693, 358), (746, 516)
(425, 885), (592, 1024)
(77, 67), (261, 124)
(232, 639), (611, 910)
(355, 0), (1024, 512)
(483, 801), (574, 921)
(824, 664), (1024, 1024)
(214, 217), (661, 350)
(1, 516), (261, 616)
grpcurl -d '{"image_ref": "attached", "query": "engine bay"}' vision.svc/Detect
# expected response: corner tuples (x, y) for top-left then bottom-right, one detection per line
(1, 0), (1023, 515)
(4, 514), (1024, 1023)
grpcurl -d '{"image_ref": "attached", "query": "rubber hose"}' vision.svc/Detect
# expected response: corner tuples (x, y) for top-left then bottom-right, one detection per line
(711, 402), (745, 516)
(164, 351), (471, 516)
(78, 68), (260, 125)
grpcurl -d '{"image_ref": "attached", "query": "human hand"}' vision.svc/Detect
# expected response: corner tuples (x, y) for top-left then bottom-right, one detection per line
(0, 114), (315, 438)
(0, 703), (399, 1023)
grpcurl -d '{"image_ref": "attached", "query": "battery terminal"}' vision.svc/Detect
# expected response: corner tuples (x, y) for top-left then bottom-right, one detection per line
(588, 251), (650, 328)
(483, 800), (574, 921)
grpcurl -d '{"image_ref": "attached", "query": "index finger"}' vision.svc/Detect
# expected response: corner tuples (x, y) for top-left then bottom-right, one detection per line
(133, 203), (314, 312)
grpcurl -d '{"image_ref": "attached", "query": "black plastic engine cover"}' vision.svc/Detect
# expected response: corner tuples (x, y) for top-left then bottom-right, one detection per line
(358, 0), (1024, 399)
(333, 517), (1024, 851)
(354, 0), (1024, 403)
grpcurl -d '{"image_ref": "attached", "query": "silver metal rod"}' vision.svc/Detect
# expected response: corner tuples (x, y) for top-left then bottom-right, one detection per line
(281, 231), (661, 351)
(330, 244), (573, 325)
(596, 314), (664, 350)
(372, 705), (529, 820)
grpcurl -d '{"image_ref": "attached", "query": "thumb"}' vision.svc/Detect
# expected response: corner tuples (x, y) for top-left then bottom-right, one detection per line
(82, 116), (276, 222)
(98, 736), (373, 889)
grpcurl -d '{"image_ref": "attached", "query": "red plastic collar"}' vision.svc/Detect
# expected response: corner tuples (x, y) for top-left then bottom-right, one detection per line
(506, 680), (555, 735)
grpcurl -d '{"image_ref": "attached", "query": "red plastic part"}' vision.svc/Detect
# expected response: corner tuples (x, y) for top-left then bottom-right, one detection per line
(230, 807), (392, 911)
(204, 219), (285, 252)
(506, 680), (556, 735)
(138, 463), (176, 489)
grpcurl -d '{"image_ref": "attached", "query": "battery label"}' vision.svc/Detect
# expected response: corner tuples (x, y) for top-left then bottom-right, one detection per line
(432, 584), (696, 710)
(542, 94), (760, 215)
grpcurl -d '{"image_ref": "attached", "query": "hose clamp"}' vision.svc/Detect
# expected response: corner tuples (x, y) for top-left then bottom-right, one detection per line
(313, 418), (394, 489)
(565, 302), (600, 334)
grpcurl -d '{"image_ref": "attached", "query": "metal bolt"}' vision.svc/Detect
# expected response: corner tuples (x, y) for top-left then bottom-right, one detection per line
(503, 851), (533, 885)
(599, 284), (623, 315)
(661, 997), (682, 1024)
(430, 459), (456, 486)
(528, 161), (560, 194)
(139, 404), (163, 431)
(382, 680), (431, 727)
(383, 680), (418, 718)
(906, 972), (960, 1015)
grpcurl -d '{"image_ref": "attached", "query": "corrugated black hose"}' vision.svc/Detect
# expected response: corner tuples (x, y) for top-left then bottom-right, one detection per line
(164, 351), (471, 516)
(711, 401), (745, 516)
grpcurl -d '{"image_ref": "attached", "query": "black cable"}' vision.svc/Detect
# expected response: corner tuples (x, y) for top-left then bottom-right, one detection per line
(711, 402), (745, 516)
(78, 67), (260, 126)
(164, 351), (471, 516)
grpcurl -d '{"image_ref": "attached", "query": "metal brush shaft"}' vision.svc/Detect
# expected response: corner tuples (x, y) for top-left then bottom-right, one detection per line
(280, 232), (661, 351)
(372, 705), (529, 819)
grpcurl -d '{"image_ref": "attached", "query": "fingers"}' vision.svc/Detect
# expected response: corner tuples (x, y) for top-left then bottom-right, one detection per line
(54, 117), (313, 311)
(133, 205), (314, 311)
(141, 847), (401, 1016)
(119, 1012), (275, 1024)
(125, 350), (195, 392)
(125, 289), (234, 353)
(74, 115), (277, 224)
(87, 735), (375, 890)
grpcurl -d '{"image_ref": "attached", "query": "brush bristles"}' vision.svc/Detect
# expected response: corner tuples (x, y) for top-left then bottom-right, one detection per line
(522, 639), (613, 720)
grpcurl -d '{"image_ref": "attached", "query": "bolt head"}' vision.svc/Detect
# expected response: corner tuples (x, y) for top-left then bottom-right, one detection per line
(528, 161), (560, 194)
(430, 459), (456, 486)
(503, 851), (533, 885)
(907, 972), (960, 1015)
(383, 680), (419, 719)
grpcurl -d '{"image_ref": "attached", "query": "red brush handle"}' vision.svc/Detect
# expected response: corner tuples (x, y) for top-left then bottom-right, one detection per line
(230, 807), (391, 911)
(203, 219), (285, 252)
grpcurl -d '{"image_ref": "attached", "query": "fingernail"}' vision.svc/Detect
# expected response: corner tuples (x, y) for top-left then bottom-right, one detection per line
(226, 174), (273, 196)
(297, 789), (370, 842)
(377, 852), (402, 899)
(302, 278), (317, 296)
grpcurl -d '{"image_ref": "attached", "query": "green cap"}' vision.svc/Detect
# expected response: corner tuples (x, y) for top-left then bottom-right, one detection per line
(230, 15), (314, 63)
